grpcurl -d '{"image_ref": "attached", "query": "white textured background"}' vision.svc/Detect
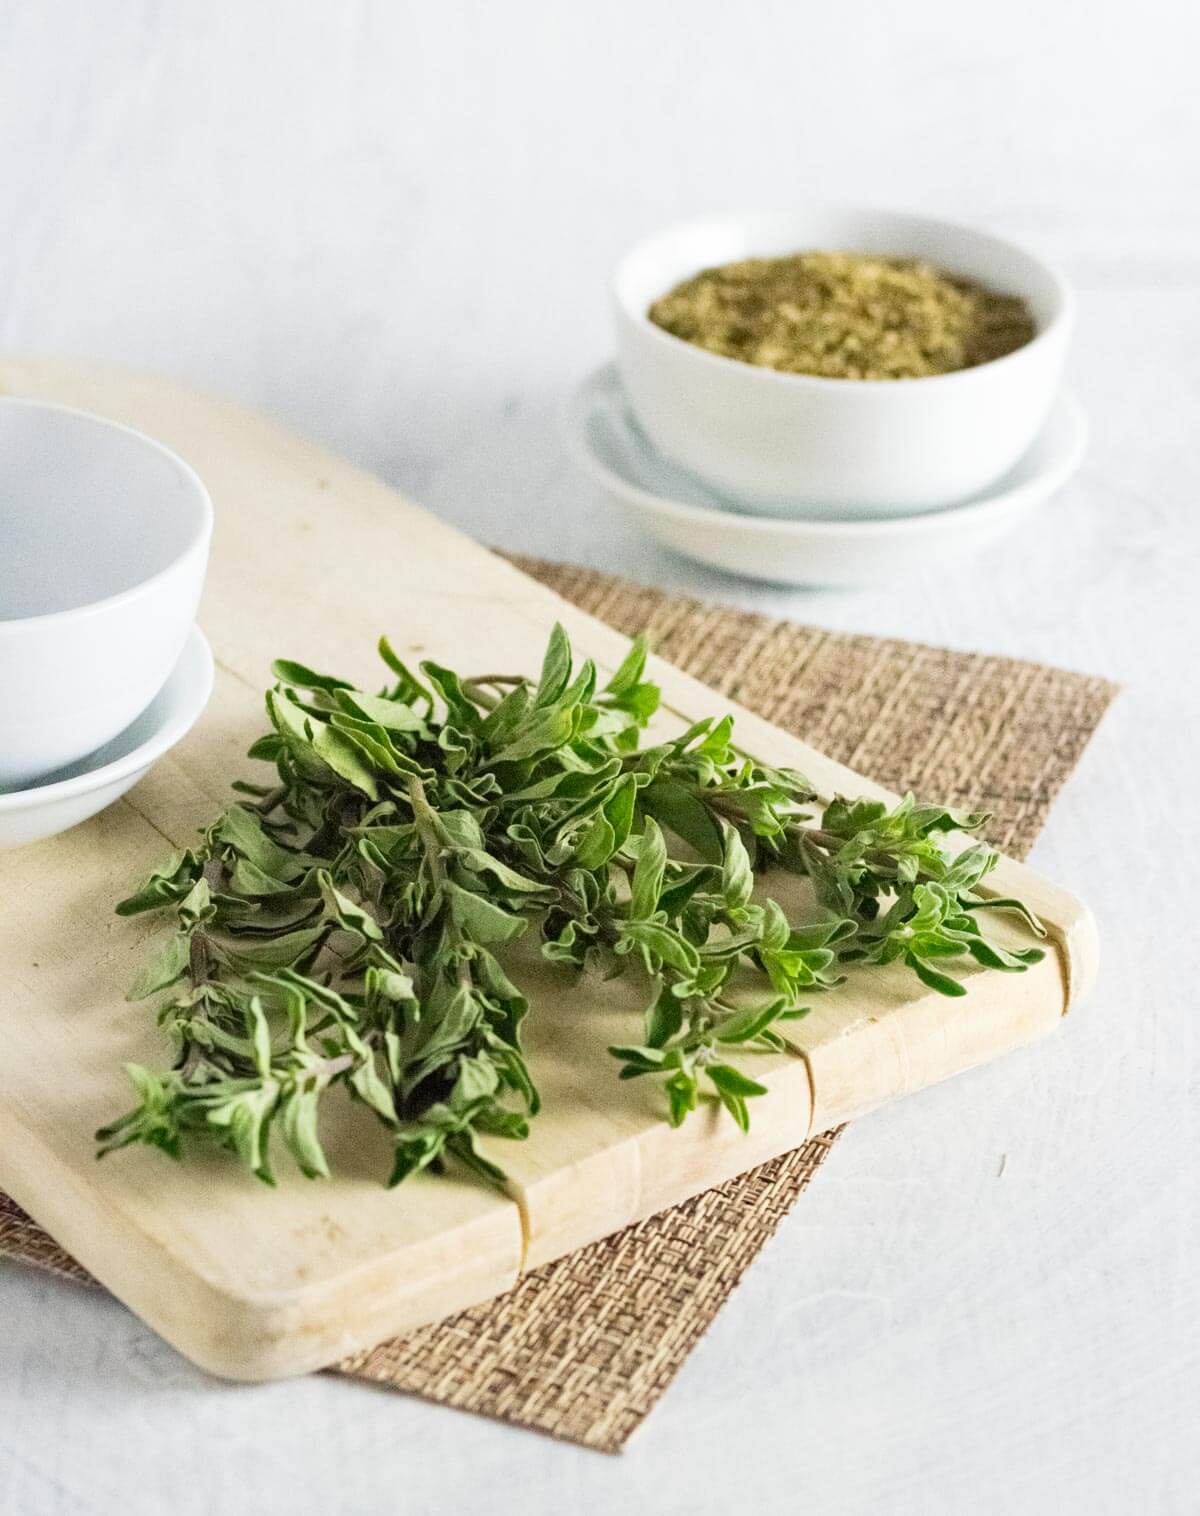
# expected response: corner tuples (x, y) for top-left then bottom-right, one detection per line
(2, 3), (1199, 1512)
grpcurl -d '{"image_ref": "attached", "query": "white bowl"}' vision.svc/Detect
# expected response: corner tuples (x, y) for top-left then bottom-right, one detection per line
(0, 625), (213, 849)
(613, 206), (1074, 519)
(0, 399), (212, 788)
(566, 365), (1086, 588)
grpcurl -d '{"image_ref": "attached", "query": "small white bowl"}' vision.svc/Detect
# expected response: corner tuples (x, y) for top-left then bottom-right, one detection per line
(0, 398), (212, 789)
(0, 625), (213, 849)
(566, 365), (1086, 588)
(613, 206), (1074, 518)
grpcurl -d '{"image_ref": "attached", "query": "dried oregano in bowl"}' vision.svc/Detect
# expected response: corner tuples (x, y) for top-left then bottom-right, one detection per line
(98, 626), (1045, 1189)
(647, 251), (1037, 381)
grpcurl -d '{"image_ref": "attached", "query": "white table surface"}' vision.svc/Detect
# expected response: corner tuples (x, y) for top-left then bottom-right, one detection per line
(2, 3), (1198, 1512)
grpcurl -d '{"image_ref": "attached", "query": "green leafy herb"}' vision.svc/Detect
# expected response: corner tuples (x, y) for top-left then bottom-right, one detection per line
(97, 626), (1044, 1189)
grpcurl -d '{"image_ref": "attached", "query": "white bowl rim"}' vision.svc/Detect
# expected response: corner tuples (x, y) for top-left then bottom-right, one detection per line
(612, 202), (1076, 393)
(565, 365), (1088, 538)
(0, 396), (214, 631)
(0, 624), (215, 812)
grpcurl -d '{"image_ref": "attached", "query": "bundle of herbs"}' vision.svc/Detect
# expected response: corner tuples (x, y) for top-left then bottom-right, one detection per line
(97, 626), (1045, 1189)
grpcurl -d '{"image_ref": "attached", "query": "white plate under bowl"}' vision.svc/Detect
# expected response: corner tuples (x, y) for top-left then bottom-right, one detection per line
(565, 365), (1087, 588)
(0, 625), (214, 849)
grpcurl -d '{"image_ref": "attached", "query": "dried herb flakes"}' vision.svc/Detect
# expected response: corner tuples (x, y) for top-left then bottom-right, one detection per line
(648, 250), (1037, 380)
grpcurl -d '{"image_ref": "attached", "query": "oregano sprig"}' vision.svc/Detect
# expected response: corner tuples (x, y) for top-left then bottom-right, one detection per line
(98, 625), (1045, 1188)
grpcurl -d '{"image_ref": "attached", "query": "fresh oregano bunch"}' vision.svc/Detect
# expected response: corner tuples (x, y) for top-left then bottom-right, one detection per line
(97, 625), (1045, 1188)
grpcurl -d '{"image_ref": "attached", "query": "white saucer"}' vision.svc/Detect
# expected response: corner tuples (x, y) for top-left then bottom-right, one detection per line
(0, 625), (214, 849)
(564, 365), (1087, 587)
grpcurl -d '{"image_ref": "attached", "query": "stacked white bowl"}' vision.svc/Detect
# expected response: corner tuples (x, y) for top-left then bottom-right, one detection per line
(572, 206), (1084, 586)
(0, 400), (214, 846)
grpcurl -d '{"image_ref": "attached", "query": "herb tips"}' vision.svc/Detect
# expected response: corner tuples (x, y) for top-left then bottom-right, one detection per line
(98, 626), (1045, 1189)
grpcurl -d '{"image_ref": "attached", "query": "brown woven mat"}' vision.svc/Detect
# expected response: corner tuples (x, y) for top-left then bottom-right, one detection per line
(0, 558), (1117, 1452)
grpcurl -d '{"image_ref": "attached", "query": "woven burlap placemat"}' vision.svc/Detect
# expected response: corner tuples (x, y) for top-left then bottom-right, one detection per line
(0, 558), (1117, 1452)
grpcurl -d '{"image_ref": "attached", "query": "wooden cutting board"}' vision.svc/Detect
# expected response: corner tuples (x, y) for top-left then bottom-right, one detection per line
(0, 356), (1098, 1382)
